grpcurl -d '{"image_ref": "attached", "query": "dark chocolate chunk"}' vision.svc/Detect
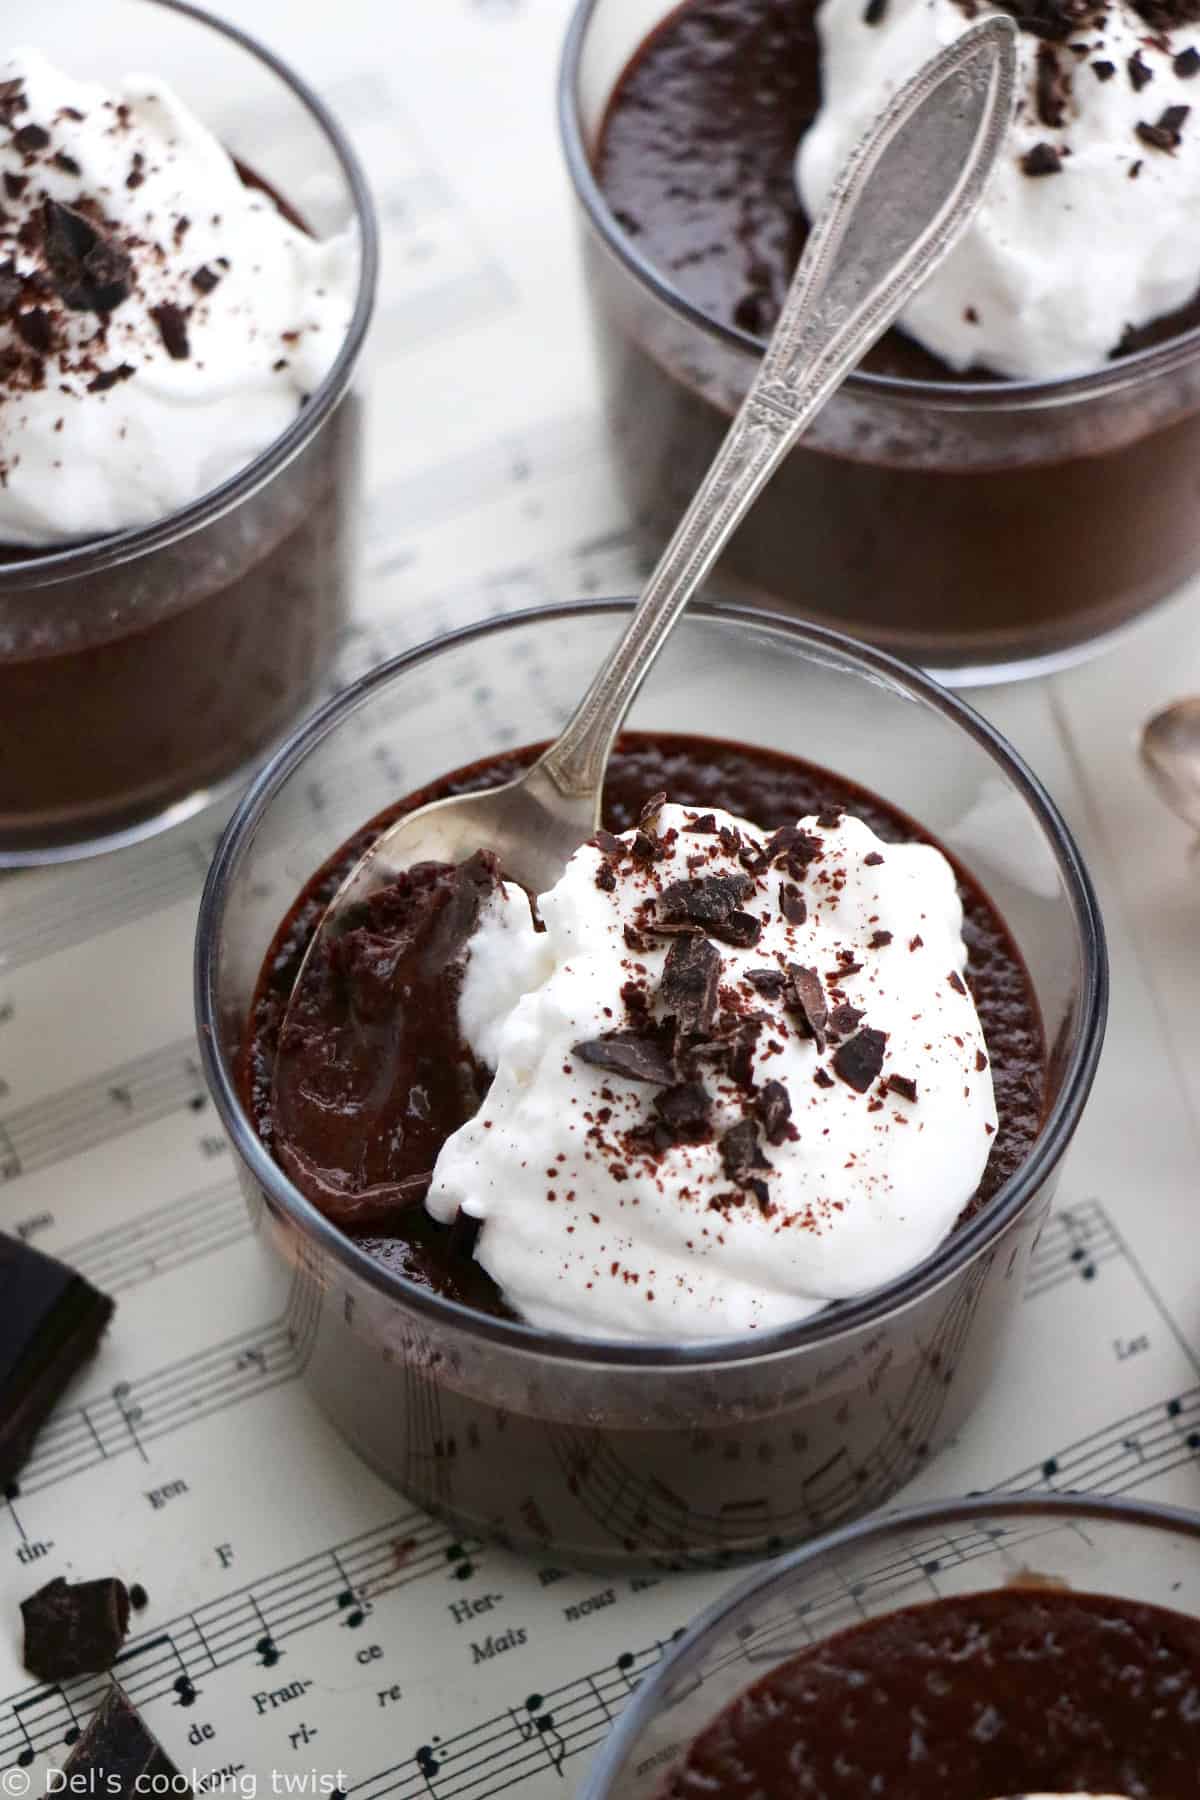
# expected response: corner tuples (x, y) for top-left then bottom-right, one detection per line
(631, 830), (658, 862)
(719, 1118), (771, 1188)
(1136, 103), (1189, 148)
(0, 258), (20, 314)
(15, 307), (51, 352)
(780, 883), (807, 926)
(1020, 141), (1063, 175)
(684, 812), (717, 834)
(718, 909), (762, 948)
(976, 1048), (989, 1072)
(21, 1576), (131, 1681)
(886, 1073), (919, 1103)
(0, 1233), (114, 1489)
(654, 872), (752, 932)
(150, 301), (190, 360)
(829, 1002), (865, 1037)
(1036, 42), (1070, 126)
(654, 1081), (711, 1141)
(788, 963), (828, 1050)
(1128, 50), (1154, 91)
(864, 0), (888, 21)
(746, 967), (786, 999)
(42, 200), (133, 312)
(0, 80), (26, 127)
(594, 829), (625, 858)
(594, 862), (616, 892)
(4, 171), (27, 199)
(1093, 58), (1116, 79)
(62, 1687), (188, 1797)
(1176, 46), (1200, 75)
(191, 263), (222, 295)
(869, 929), (893, 948)
(661, 935), (721, 1036)
(832, 1028), (888, 1094)
(863, 851), (885, 866)
(813, 1067), (835, 1089)
(756, 1079), (793, 1146)
(574, 1029), (674, 1086)
(13, 122), (50, 153)
(54, 150), (81, 176)
(815, 807), (843, 829)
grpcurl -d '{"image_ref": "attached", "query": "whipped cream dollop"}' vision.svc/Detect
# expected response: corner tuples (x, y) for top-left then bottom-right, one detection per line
(797, 0), (1200, 380)
(0, 49), (356, 546)
(427, 801), (997, 1342)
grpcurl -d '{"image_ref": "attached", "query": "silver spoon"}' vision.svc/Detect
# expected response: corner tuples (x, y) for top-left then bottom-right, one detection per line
(285, 17), (1016, 1010)
(1141, 697), (1200, 834)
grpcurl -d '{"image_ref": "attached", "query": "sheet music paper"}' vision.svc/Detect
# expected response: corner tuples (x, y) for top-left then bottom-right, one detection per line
(4, 2), (1200, 1794)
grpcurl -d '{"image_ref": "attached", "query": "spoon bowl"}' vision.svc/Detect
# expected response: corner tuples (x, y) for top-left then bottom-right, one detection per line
(1141, 696), (1200, 832)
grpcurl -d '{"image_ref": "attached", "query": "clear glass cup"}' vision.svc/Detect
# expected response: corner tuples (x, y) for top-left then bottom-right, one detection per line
(560, 0), (1200, 684)
(195, 601), (1106, 1570)
(580, 1492), (1200, 1796)
(0, 0), (378, 865)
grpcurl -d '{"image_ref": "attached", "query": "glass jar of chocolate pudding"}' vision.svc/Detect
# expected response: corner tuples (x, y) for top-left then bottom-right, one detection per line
(582, 1494), (1200, 1798)
(0, 0), (378, 863)
(196, 602), (1106, 1570)
(560, 0), (1200, 683)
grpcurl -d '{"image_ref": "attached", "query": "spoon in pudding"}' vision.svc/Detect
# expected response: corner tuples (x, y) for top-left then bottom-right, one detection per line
(282, 17), (1017, 1022)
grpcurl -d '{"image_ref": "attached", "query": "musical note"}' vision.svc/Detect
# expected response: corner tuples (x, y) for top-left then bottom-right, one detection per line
(414, 1742), (440, 1792)
(615, 1651), (638, 1695)
(522, 1695), (566, 1774)
(111, 1381), (148, 1462)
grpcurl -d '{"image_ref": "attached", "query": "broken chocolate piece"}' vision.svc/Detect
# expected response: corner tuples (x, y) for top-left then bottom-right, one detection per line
(654, 1081), (711, 1141)
(150, 301), (190, 360)
(0, 1232), (114, 1489)
(574, 1029), (675, 1086)
(886, 1073), (919, 1103)
(1093, 58), (1116, 79)
(13, 122), (50, 153)
(684, 812), (717, 834)
(947, 970), (968, 995)
(813, 1067), (835, 1089)
(1175, 46), (1200, 75)
(828, 1002), (865, 1038)
(756, 1079), (793, 1146)
(595, 862), (616, 892)
(718, 909), (763, 948)
(832, 1028), (888, 1094)
(42, 200), (133, 313)
(1036, 42), (1070, 127)
(1128, 49), (1153, 91)
(21, 1575), (131, 1681)
(746, 967), (786, 999)
(655, 872), (753, 930)
(788, 964), (828, 1051)
(191, 263), (222, 294)
(719, 1118), (771, 1187)
(780, 884), (807, 926)
(594, 829), (625, 858)
(1020, 141), (1063, 176)
(869, 929), (893, 949)
(863, 851), (885, 867)
(661, 935), (721, 1036)
(63, 1686), (188, 1797)
(1136, 103), (1189, 149)
(638, 789), (668, 827)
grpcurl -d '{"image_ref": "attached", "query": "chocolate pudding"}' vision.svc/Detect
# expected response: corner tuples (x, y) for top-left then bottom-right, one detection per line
(572, 0), (1200, 671)
(242, 733), (1045, 1327)
(664, 1585), (1200, 1796)
(0, 43), (371, 856)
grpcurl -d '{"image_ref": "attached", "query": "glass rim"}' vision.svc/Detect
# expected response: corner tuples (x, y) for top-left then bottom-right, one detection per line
(0, 0), (379, 592)
(578, 1489), (1200, 1798)
(194, 597), (1108, 1370)
(557, 0), (1200, 412)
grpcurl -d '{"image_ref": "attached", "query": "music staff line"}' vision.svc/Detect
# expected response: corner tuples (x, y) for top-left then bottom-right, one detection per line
(2, 1512), (476, 1771)
(57, 1178), (250, 1298)
(10, 1280), (319, 1499)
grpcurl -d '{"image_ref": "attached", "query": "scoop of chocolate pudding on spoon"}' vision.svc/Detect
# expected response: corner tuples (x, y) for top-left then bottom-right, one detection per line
(279, 18), (1017, 1070)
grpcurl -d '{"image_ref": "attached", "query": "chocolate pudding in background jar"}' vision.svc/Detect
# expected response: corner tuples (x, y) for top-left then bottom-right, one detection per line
(561, 0), (1200, 682)
(0, 0), (377, 865)
(196, 604), (1107, 1569)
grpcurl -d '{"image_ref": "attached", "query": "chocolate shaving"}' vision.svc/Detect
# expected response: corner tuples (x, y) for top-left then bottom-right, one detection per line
(813, 1067), (835, 1089)
(746, 967), (786, 998)
(594, 829), (625, 858)
(654, 1081), (711, 1142)
(150, 301), (190, 360)
(54, 151), (81, 176)
(638, 789), (667, 827)
(594, 862), (616, 892)
(42, 200), (132, 313)
(684, 812), (717, 834)
(0, 259), (19, 313)
(661, 935), (721, 1037)
(788, 964), (828, 1051)
(832, 1028), (887, 1094)
(869, 929), (893, 948)
(976, 1048), (989, 1072)
(1128, 49), (1154, 91)
(0, 80), (27, 127)
(756, 1079), (793, 1146)
(863, 851), (885, 866)
(87, 363), (135, 393)
(947, 970), (968, 995)
(829, 1002), (865, 1037)
(1021, 142), (1063, 175)
(21, 1576), (130, 1681)
(574, 1029), (674, 1086)
(886, 1073), (919, 1103)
